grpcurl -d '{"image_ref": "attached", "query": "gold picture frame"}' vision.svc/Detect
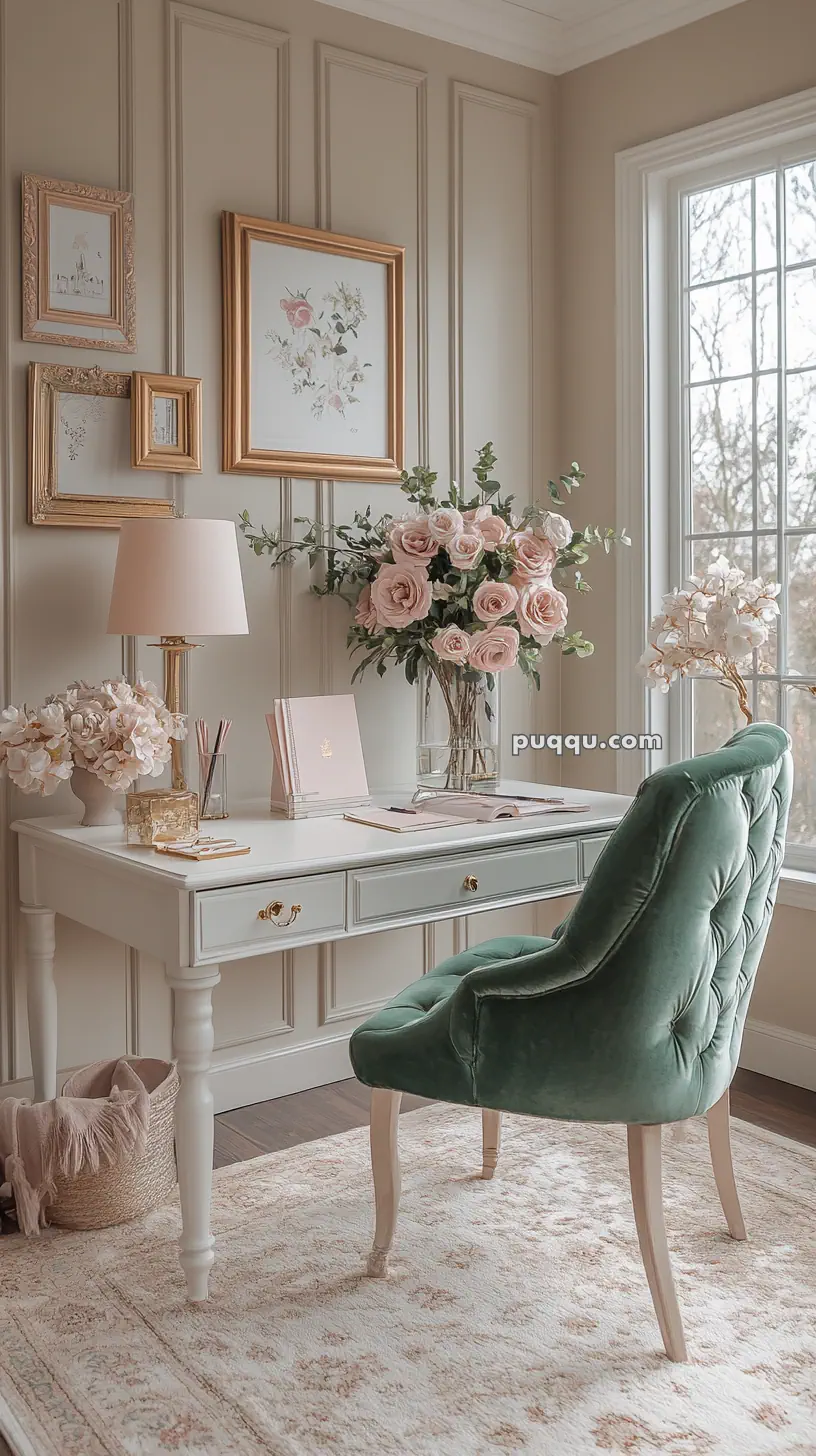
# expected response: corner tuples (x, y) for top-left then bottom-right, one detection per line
(132, 373), (202, 472)
(222, 213), (404, 481)
(28, 363), (176, 528)
(22, 174), (136, 352)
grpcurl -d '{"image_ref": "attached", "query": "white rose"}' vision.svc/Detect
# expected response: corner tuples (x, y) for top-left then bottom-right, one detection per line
(427, 507), (464, 544)
(537, 512), (572, 550)
(447, 531), (484, 571)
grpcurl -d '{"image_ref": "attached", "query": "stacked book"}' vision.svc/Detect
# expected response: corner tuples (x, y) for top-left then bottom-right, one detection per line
(266, 695), (372, 820)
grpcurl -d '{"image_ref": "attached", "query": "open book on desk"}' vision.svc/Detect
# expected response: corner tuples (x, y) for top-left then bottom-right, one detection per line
(344, 795), (590, 832)
(419, 793), (590, 821)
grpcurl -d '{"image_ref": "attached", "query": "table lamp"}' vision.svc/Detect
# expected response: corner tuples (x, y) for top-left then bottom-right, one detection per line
(108, 517), (249, 790)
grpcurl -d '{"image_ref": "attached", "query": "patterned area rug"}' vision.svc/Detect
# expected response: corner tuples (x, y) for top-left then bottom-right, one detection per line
(0, 1105), (814, 1455)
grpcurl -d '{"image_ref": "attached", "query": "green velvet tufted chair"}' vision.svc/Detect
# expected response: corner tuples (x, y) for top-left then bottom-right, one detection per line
(350, 724), (792, 1363)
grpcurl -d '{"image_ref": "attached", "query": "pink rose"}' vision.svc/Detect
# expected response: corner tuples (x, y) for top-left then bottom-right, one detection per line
(390, 516), (437, 565)
(516, 581), (568, 642)
(354, 584), (379, 633)
(431, 626), (472, 664)
(472, 580), (519, 624)
(464, 504), (509, 549)
(447, 531), (484, 571)
(370, 563), (432, 629)
(510, 530), (557, 584)
(327, 392), (343, 412)
(468, 625), (520, 673)
(280, 296), (314, 330)
(427, 507), (464, 543)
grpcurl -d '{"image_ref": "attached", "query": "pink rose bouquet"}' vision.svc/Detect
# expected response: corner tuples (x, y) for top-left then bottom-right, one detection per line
(240, 442), (629, 693)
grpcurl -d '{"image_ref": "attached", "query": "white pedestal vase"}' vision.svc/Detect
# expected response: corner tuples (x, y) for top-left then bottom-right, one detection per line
(70, 767), (123, 827)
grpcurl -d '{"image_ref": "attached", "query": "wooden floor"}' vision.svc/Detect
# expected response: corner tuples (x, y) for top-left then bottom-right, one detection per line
(214, 1067), (816, 1167)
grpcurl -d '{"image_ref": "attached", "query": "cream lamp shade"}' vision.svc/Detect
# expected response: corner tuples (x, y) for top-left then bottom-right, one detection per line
(107, 517), (249, 638)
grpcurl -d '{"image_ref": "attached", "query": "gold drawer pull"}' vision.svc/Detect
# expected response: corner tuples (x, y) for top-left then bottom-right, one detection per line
(258, 900), (302, 927)
(463, 875), (479, 892)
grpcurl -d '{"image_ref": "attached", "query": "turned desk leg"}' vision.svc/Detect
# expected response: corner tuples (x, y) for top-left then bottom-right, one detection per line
(22, 907), (57, 1102)
(166, 967), (221, 1302)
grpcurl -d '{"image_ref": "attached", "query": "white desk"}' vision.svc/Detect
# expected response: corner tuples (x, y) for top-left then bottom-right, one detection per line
(13, 781), (631, 1300)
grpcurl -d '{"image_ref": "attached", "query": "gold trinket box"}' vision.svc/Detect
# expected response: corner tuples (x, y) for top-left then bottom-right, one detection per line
(125, 789), (199, 846)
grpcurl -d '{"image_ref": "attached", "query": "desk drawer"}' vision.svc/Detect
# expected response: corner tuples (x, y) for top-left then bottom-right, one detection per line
(581, 834), (612, 880)
(195, 872), (346, 959)
(350, 840), (579, 928)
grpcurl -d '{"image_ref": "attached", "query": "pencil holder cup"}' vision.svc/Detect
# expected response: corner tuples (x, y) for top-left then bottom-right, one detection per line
(199, 752), (228, 820)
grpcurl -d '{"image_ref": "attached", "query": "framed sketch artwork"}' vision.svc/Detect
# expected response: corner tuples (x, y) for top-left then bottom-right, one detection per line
(222, 214), (404, 480)
(132, 373), (202, 472)
(22, 174), (135, 352)
(28, 364), (176, 527)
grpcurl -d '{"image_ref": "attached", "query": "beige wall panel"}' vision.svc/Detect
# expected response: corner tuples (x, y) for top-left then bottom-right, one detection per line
(455, 85), (544, 774)
(325, 927), (425, 1025)
(170, 4), (287, 803)
(212, 952), (290, 1052)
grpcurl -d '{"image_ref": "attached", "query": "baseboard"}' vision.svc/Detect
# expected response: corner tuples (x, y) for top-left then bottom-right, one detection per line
(0, 1035), (356, 1115)
(739, 1018), (816, 1094)
(210, 1032), (354, 1114)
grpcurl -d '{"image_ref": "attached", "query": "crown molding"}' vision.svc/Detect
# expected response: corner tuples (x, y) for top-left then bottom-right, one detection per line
(317, 0), (751, 75)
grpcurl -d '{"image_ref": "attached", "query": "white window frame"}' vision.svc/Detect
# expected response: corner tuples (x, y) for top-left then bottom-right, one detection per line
(616, 86), (816, 885)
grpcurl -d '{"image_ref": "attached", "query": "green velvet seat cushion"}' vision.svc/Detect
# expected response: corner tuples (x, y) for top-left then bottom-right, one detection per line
(349, 936), (555, 1105)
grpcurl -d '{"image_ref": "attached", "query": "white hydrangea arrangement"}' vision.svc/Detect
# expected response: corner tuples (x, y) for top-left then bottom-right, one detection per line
(0, 677), (186, 797)
(638, 555), (781, 722)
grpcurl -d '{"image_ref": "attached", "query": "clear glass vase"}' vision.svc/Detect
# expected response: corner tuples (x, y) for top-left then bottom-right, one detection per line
(416, 658), (499, 792)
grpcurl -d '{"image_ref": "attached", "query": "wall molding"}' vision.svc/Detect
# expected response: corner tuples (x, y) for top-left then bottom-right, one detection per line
(167, 1), (290, 383)
(0, 0), (12, 1084)
(211, 1030), (354, 1114)
(317, 43), (429, 464)
(450, 82), (536, 485)
(316, 0), (750, 76)
(214, 952), (295, 1053)
(740, 1017), (816, 1094)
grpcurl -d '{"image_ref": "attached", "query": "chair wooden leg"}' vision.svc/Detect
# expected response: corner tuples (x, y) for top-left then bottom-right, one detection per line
(481, 1109), (502, 1179)
(366, 1088), (402, 1278)
(627, 1124), (688, 1363)
(706, 1088), (747, 1241)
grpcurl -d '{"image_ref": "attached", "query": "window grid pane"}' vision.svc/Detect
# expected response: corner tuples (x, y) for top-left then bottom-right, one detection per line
(682, 165), (816, 842)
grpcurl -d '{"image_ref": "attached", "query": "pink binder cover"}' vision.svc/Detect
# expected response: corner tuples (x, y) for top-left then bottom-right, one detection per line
(266, 695), (369, 803)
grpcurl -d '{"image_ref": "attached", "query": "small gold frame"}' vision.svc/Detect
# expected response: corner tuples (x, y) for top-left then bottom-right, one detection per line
(28, 362), (176, 528)
(22, 174), (136, 352)
(222, 213), (404, 481)
(132, 373), (202, 472)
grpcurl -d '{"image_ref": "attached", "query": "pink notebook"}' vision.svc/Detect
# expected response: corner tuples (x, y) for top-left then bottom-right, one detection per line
(267, 695), (369, 804)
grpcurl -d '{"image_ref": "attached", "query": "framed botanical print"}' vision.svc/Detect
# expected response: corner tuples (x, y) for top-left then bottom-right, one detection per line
(222, 213), (404, 481)
(132, 373), (202, 472)
(28, 363), (176, 527)
(22, 174), (136, 352)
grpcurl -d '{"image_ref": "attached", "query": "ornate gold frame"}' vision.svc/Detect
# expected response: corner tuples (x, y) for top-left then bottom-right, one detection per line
(132, 372), (202, 472)
(222, 213), (404, 481)
(28, 363), (176, 528)
(22, 174), (136, 352)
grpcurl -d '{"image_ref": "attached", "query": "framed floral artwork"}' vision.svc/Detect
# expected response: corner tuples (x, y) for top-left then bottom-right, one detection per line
(28, 363), (176, 527)
(222, 214), (404, 480)
(132, 372), (202, 472)
(22, 174), (136, 352)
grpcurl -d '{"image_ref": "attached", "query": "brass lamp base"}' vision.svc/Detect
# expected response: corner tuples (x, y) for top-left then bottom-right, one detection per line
(150, 636), (199, 790)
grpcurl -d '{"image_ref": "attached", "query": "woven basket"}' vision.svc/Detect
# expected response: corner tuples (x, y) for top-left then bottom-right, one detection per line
(50, 1057), (179, 1231)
